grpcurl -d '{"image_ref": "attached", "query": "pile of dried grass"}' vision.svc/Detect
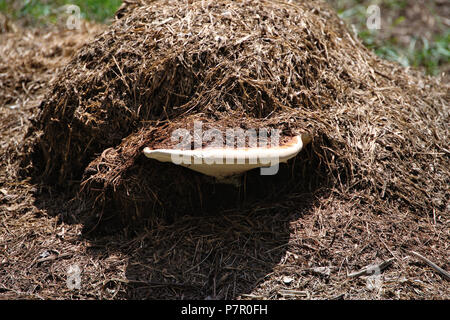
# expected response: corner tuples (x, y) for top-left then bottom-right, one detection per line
(0, 21), (104, 178)
(24, 0), (449, 228)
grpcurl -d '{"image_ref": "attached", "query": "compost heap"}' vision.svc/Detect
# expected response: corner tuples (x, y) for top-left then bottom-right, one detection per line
(23, 0), (449, 228)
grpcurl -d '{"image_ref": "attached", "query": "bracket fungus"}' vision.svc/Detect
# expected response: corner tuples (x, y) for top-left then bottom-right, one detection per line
(144, 134), (312, 180)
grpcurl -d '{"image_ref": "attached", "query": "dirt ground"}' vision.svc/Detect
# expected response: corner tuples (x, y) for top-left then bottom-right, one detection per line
(0, 3), (448, 300)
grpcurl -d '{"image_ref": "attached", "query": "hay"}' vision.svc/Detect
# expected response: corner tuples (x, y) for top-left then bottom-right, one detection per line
(23, 0), (449, 228)
(1, 0), (449, 301)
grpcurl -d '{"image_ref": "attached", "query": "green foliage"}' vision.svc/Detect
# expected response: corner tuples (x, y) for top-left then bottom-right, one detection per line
(0, 0), (122, 23)
(332, 0), (449, 75)
(373, 32), (449, 75)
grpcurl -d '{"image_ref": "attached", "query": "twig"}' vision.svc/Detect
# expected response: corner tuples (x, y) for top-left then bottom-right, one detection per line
(348, 258), (394, 278)
(241, 293), (266, 299)
(33, 253), (73, 266)
(330, 293), (345, 300)
(279, 289), (308, 297)
(409, 251), (450, 281)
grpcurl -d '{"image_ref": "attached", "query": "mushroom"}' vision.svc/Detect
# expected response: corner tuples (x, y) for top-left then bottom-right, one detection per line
(144, 134), (311, 180)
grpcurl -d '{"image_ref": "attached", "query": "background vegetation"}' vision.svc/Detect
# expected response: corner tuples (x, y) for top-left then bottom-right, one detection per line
(1, 0), (449, 75)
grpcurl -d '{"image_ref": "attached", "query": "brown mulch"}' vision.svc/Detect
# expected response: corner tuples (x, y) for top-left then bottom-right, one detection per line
(0, 0), (449, 300)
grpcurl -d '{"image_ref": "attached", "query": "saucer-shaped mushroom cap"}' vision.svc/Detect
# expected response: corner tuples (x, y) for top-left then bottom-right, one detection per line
(144, 134), (311, 179)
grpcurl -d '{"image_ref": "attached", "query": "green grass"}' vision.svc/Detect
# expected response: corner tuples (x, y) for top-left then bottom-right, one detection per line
(355, 28), (450, 75)
(374, 31), (450, 75)
(0, 0), (122, 23)
(331, 0), (449, 75)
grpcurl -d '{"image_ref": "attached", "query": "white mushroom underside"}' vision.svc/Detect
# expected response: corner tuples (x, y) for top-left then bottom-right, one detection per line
(143, 134), (310, 179)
